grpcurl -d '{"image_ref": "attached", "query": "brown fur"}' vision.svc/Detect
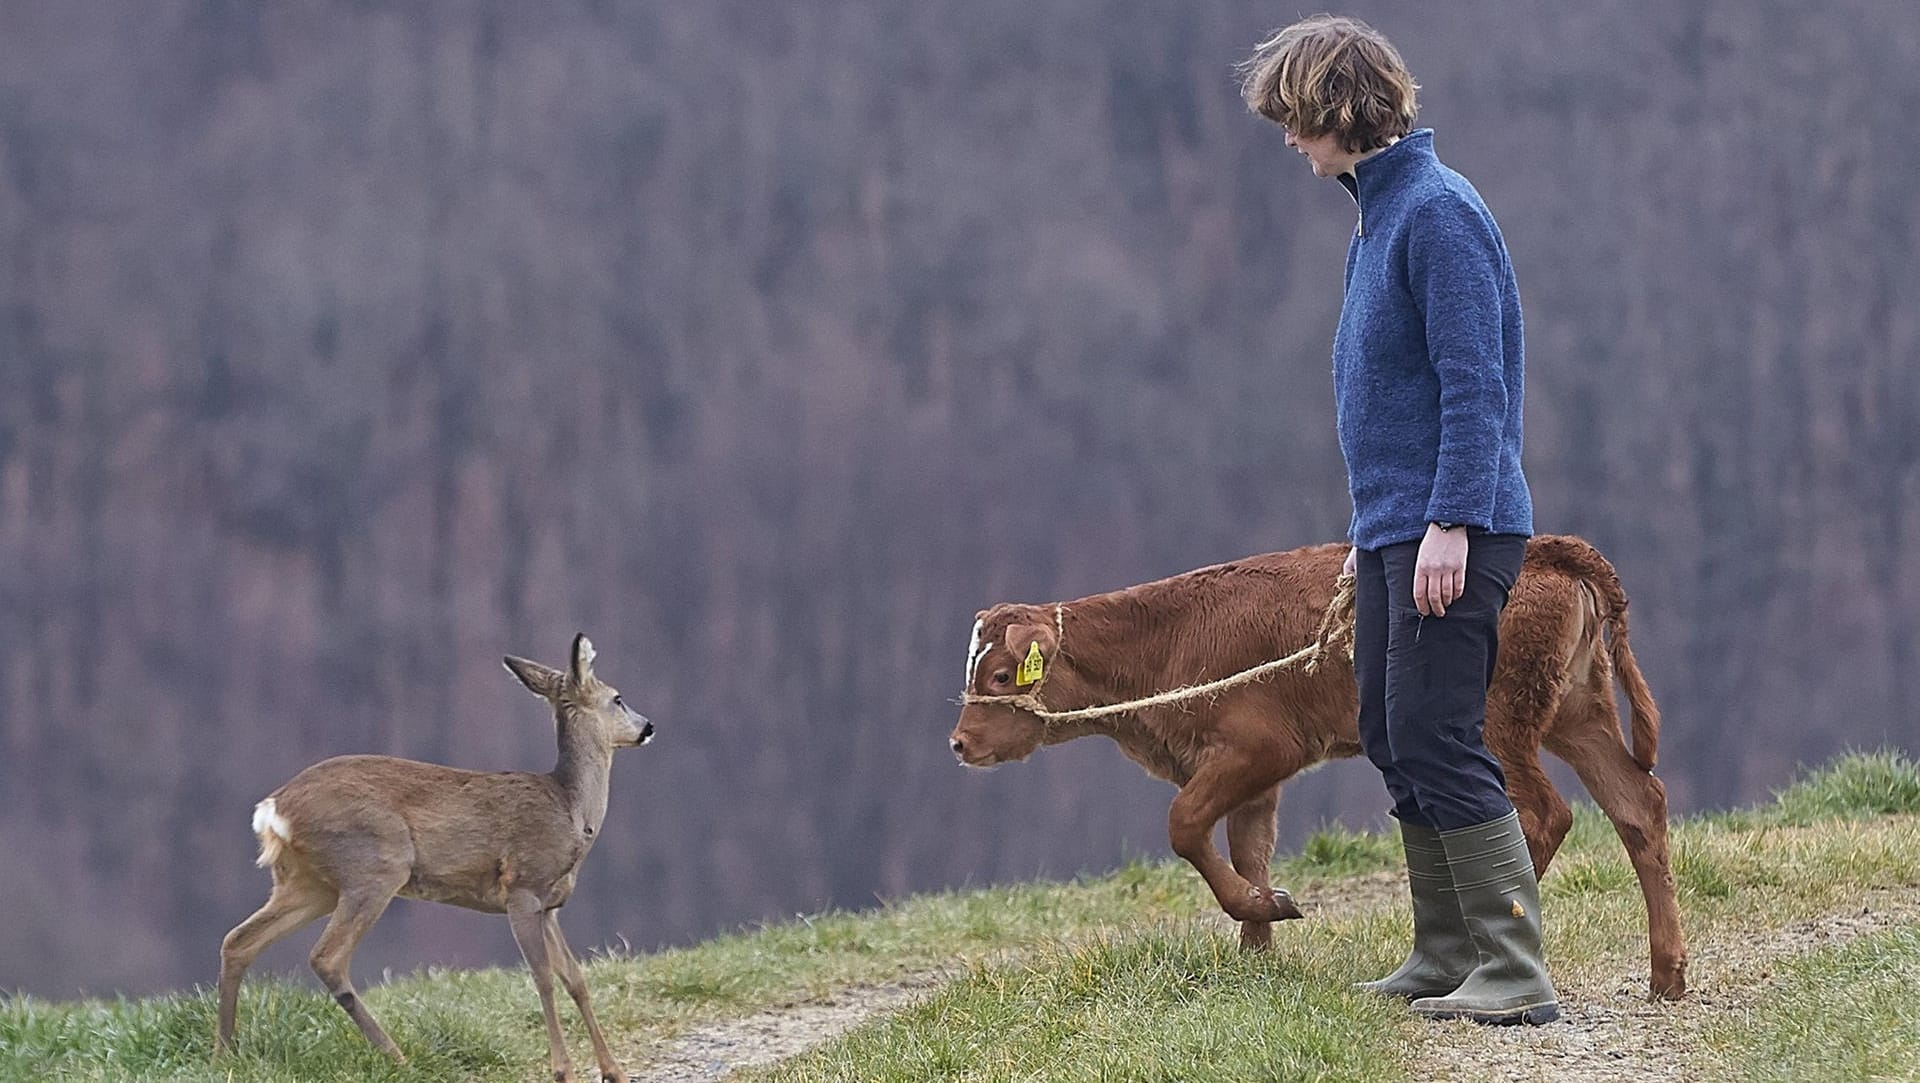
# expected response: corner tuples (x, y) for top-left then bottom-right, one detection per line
(215, 634), (652, 1083)
(951, 535), (1687, 999)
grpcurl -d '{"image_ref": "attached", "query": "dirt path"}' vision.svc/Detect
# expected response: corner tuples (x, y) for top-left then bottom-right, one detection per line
(1410, 884), (1920, 1083)
(632, 973), (950, 1082)
(630, 878), (1920, 1082)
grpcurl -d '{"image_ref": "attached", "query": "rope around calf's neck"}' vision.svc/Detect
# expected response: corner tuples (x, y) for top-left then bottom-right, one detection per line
(959, 571), (1357, 725)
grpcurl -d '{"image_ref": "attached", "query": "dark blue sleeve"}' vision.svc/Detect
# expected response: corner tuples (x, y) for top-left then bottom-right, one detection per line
(1405, 193), (1509, 528)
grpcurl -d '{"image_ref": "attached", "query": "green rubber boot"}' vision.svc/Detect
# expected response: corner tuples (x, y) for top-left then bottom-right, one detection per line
(1354, 821), (1475, 999)
(1411, 811), (1560, 1025)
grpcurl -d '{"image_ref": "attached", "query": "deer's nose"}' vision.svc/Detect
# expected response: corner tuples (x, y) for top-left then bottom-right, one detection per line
(950, 736), (966, 756)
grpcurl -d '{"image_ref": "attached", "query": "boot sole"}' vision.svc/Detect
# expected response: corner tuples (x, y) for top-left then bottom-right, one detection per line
(1417, 1001), (1560, 1027)
(1353, 982), (1463, 1001)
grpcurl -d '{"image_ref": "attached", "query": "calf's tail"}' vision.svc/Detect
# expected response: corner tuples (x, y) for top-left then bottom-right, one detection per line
(1606, 601), (1661, 772)
(1530, 536), (1661, 772)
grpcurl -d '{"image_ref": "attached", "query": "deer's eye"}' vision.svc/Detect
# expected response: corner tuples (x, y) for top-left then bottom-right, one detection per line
(612, 695), (624, 708)
(992, 671), (1011, 687)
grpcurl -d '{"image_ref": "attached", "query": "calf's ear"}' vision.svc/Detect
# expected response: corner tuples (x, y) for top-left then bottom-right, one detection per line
(1004, 622), (1059, 684)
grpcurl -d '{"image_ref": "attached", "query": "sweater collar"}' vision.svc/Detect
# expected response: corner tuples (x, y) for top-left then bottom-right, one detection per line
(1343, 128), (1436, 203)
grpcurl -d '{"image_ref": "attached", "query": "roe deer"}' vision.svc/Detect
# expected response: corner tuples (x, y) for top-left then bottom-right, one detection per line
(215, 633), (653, 1083)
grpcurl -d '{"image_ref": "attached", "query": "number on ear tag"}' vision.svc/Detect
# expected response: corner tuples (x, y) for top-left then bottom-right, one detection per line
(1016, 642), (1045, 686)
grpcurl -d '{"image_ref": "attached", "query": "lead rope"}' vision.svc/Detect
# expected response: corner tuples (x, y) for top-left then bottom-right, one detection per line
(961, 571), (1358, 726)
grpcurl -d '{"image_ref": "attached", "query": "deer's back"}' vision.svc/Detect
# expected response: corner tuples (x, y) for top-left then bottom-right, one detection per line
(269, 755), (583, 912)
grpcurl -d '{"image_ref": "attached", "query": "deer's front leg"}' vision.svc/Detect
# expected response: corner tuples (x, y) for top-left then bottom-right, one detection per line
(1168, 762), (1302, 925)
(543, 911), (624, 1083)
(508, 893), (575, 1083)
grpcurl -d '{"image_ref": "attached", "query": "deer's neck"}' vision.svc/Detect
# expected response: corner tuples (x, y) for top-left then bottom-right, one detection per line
(552, 721), (615, 832)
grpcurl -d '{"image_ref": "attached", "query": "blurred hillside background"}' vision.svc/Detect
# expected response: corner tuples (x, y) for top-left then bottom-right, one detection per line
(1, 1), (1914, 997)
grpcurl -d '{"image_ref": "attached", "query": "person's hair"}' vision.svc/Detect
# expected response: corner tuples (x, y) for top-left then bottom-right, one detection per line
(1238, 14), (1418, 153)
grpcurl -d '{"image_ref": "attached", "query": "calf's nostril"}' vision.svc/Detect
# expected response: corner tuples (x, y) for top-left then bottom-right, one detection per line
(950, 738), (965, 755)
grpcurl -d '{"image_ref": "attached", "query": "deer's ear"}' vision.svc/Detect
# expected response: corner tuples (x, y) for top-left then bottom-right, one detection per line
(570, 633), (596, 685)
(503, 656), (564, 700)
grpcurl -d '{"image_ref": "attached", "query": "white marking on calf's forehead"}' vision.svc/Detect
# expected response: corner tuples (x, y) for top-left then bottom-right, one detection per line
(963, 617), (986, 687)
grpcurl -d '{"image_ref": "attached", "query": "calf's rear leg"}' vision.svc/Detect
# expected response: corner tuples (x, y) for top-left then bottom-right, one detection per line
(1549, 722), (1688, 999)
(1489, 745), (1566, 879)
(1226, 785), (1283, 950)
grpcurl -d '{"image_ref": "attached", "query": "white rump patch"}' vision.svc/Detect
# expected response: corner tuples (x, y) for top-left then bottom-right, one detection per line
(252, 797), (291, 842)
(963, 617), (986, 688)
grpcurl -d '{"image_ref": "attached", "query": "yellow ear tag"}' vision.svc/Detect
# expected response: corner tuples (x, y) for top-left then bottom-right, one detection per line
(1016, 642), (1046, 687)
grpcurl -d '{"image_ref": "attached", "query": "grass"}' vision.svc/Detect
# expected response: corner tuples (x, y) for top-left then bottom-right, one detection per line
(1702, 926), (1920, 1081)
(3, 750), (1918, 1082)
(756, 926), (1412, 1083)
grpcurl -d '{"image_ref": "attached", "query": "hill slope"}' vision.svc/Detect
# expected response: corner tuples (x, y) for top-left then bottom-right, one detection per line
(5, 752), (1918, 1082)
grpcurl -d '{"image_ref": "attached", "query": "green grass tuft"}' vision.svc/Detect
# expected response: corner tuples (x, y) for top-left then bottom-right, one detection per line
(1769, 749), (1920, 823)
(1292, 824), (1403, 878)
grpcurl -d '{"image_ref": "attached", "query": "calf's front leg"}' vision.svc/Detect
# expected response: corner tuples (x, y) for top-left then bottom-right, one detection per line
(1168, 762), (1301, 924)
(1226, 785), (1284, 949)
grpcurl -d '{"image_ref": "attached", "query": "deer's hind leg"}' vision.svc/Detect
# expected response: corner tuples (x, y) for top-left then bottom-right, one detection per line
(216, 873), (336, 1053)
(307, 873), (409, 1060)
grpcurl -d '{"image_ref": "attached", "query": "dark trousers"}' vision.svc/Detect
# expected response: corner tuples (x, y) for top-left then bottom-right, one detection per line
(1354, 532), (1527, 830)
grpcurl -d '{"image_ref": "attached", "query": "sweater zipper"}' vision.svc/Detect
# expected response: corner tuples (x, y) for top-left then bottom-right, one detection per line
(1339, 171), (1364, 237)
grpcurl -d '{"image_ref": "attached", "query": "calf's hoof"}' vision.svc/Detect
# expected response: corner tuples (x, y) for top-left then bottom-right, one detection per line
(1652, 959), (1688, 1000)
(1265, 887), (1304, 921)
(1229, 886), (1303, 923)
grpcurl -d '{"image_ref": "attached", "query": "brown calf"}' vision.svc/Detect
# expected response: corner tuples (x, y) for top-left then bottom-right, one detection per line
(950, 536), (1686, 999)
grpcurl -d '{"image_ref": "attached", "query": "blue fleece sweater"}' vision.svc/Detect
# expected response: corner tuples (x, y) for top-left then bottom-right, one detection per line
(1332, 129), (1532, 550)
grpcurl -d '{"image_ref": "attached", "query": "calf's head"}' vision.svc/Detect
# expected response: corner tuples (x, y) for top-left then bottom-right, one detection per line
(949, 605), (1065, 766)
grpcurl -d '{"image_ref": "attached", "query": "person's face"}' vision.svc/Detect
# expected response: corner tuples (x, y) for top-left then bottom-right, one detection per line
(1283, 127), (1362, 178)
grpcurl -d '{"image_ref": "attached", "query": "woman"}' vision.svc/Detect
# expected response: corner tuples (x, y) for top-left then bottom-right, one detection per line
(1240, 14), (1558, 1026)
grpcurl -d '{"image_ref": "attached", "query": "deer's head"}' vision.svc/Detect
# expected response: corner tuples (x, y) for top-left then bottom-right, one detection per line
(503, 633), (653, 751)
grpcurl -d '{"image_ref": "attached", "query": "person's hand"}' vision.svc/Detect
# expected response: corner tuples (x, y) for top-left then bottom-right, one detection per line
(1342, 546), (1357, 578)
(1413, 524), (1468, 617)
